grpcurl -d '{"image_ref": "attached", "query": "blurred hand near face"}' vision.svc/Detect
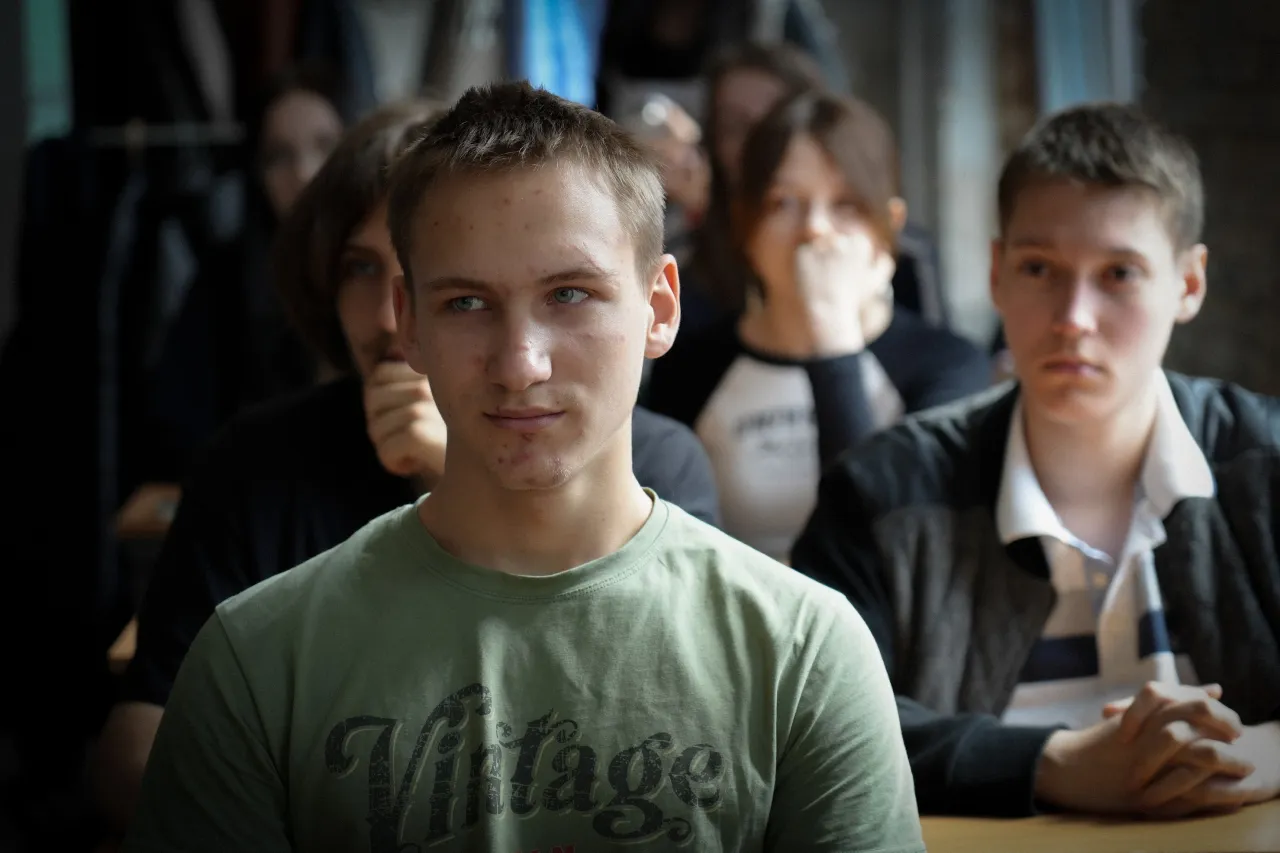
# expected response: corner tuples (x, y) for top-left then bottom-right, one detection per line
(794, 229), (895, 356)
(634, 99), (709, 218)
(651, 136), (710, 218)
(363, 360), (447, 485)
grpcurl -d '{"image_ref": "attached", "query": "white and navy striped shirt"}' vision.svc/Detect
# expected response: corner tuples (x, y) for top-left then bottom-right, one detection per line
(999, 374), (1215, 729)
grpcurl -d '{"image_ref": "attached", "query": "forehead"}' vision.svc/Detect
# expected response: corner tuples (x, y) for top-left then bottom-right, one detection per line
(717, 69), (787, 112)
(346, 200), (390, 246)
(772, 134), (842, 187)
(265, 90), (340, 133)
(1004, 179), (1177, 256)
(408, 162), (635, 285)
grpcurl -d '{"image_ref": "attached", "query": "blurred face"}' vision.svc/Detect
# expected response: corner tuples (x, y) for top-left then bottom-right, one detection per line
(395, 163), (679, 492)
(336, 202), (404, 377)
(992, 180), (1207, 428)
(260, 90), (343, 217)
(744, 134), (887, 298)
(713, 69), (788, 182)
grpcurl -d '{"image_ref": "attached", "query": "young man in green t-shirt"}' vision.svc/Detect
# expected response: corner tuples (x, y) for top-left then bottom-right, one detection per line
(124, 82), (923, 853)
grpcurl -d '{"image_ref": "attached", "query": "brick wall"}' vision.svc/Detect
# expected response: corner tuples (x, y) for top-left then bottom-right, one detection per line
(1142, 0), (1280, 394)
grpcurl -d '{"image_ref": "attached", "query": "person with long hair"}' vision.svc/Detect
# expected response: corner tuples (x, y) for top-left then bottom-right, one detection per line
(679, 42), (827, 333)
(648, 90), (991, 560)
(143, 63), (349, 482)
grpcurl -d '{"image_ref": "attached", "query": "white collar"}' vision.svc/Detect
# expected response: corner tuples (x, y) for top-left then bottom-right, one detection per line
(996, 372), (1215, 546)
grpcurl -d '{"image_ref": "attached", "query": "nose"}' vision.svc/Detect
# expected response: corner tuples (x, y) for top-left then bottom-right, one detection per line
(801, 201), (834, 242)
(297, 150), (326, 188)
(375, 275), (398, 334)
(1053, 278), (1100, 338)
(487, 314), (552, 392)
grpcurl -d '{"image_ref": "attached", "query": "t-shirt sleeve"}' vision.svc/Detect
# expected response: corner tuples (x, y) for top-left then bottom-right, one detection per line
(766, 596), (925, 852)
(118, 442), (260, 707)
(123, 615), (291, 853)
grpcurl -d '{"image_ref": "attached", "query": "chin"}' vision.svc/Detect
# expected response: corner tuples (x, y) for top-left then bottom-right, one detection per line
(486, 452), (577, 491)
(1023, 382), (1118, 426)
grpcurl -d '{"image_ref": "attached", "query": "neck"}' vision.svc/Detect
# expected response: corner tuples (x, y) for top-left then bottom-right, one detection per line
(418, 430), (653, 576)
(1022, 379), (1160, 509)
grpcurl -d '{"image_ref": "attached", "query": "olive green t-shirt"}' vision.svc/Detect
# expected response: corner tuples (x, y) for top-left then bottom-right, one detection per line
(125, 497), (923, 852)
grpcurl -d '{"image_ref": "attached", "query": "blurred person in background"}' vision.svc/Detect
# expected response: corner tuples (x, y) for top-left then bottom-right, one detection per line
(255, 62), (347, 218)
(630, 40), (950, 341)
(142, 62), (348, 484)
(647, 90), (989, 561)
(683, 41), (827, 333)
(92, 99), (720, 842)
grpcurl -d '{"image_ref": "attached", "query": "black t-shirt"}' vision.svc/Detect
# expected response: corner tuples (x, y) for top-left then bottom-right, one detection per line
(120, 376), (721, 707)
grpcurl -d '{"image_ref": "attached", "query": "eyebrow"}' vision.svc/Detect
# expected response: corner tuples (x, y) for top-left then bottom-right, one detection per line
(1006, 238), (1148, 258)
(423, 263), (619, 292)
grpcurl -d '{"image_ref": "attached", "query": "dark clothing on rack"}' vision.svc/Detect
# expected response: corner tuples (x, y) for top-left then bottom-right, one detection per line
(144, 211), (315, 483)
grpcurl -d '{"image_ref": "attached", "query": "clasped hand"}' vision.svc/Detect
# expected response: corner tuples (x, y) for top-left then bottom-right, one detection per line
(793, 230), (895, 357)
(1035, 682), (1280, 818)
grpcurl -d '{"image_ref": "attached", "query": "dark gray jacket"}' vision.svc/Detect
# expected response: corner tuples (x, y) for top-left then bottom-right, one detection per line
(792, 372), (1280, 817)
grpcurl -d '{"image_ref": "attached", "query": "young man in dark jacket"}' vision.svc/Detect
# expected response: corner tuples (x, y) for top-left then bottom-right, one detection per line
(793, 102), (1280, 820)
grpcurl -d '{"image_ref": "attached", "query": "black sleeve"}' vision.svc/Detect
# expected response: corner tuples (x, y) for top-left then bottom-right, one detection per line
(804, 354), (879, 470)
(117, 440), (263, 708)
(631, 407), (722, 527)
(790, 461), (1058, 817)
(901, 331), (994, 414)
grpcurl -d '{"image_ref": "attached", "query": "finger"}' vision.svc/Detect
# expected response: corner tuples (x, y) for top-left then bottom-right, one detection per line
(1118, 683), (1179, 743)
(375, 421), (446, 479)
(366, 360), (424, 387)
(869, 251), (896, 293)
(1139, 764), (1216, 810)
(1147, 776), (1253, 819)
(1102, 698), (1132, 719)
(1144, 795), (1219, 820)
(365, 381), (434, 419)
(368, 403), (434, 445)
(1118, 683), (1224, 743)
(1146, 695), (1243, 744)
(1186, 775), (1257, 810)
(1173, 739), (1253, 778)
(1131, 720), (1199, 789)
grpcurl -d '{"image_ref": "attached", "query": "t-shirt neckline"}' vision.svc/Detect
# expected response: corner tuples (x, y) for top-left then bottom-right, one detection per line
(400, 490), (670, 602)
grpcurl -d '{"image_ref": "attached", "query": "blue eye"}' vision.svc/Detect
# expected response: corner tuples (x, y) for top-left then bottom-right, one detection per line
(343, 258), (379, 279)
(1018, 260), (1049, 278)
(767, 195), (800, 213)
(551, 287), (589, 305)
(448, 295), (486, 312)
(1106, 264), (1140, 284)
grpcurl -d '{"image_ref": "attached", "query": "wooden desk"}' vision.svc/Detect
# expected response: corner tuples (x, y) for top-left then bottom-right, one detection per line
(115, 483), (181, 540)
(921, 799), (1280, 852)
